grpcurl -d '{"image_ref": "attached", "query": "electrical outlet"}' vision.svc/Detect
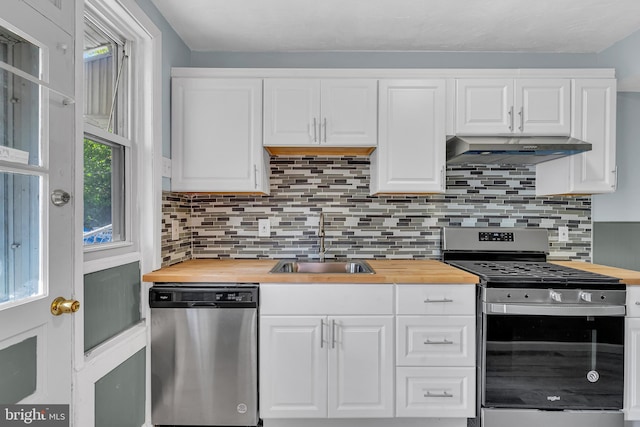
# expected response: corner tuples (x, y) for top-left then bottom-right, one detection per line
(258, 218), (271, 237)
(162, 157), (172, 178)
(558, 226), (569, 242)
(171, 220), (180, 241)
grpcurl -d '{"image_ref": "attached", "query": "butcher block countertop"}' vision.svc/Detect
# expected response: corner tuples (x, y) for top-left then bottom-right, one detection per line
(142, 259), (479, 284)
(551, 261), (640, 285)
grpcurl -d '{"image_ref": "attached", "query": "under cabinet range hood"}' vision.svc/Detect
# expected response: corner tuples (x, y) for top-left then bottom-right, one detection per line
(445, 135), (592, 165)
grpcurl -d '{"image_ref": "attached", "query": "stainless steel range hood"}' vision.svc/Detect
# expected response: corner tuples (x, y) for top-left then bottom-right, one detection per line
(446, 135), (592, 165)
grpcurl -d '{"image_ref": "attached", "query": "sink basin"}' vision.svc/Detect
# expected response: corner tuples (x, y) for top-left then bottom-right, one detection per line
(270, 260), (375, 274)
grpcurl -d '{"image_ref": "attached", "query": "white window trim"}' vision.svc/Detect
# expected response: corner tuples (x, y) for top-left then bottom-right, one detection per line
(74, 0), (161, 426)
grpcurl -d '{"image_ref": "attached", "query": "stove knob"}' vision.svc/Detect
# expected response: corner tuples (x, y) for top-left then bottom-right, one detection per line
(550, 290), (563, 303)
(580, 292), (593, 302)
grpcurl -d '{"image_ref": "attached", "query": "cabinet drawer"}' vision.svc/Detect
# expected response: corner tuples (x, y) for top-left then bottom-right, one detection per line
(397, 316), (475, 367)
(396, 285), (475, 315)
(396, 367), (475, 418)
(628, 286), (640, 318)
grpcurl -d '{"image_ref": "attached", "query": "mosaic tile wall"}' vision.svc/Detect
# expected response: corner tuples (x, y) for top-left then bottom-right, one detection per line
(161, 193), (192, 266)
(161, 157), (592, 266)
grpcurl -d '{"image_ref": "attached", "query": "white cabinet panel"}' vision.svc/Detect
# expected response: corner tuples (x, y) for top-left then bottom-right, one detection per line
(455, 79), (514, 134)
(260, 316), (328, 418)
(396, 285), (476, 315)
(455, 78), (570, 136)
(328, 316), (394, 418)
(24, 0), (74, 35)
(264, 79), (377, 147)
(371, 79), (446, 195)
(396, 367), (475, 418)
(264, 79), (320, 145)
(397, 316), (475, 367)
(536, 79), (616, 195)
(171, 78), (269, 193)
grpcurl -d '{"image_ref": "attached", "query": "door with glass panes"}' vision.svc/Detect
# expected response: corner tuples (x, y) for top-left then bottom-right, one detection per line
(0, 0), (76, 409)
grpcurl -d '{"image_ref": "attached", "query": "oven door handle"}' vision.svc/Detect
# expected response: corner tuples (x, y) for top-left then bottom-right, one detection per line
(486, 303), (626, 316)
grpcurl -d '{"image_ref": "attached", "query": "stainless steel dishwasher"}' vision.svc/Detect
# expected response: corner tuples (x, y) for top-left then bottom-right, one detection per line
(149, 284), (258, 426)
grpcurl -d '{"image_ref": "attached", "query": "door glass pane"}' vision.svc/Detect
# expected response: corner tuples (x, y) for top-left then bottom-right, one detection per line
(83, 136), (125, 245)
(0, 68), (42, 167)
(0, 25), (40, 80)
(0, 172), (42, 306)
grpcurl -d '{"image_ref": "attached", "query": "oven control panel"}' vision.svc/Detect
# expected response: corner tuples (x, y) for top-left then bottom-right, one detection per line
(479, 232), (514, 242)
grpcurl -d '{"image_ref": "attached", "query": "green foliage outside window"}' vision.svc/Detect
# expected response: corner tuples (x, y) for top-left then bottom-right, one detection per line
(84, 138), (112, 230)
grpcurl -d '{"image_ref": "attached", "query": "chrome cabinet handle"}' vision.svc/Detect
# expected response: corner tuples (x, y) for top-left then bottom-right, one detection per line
(323, 117), (327, 143)
(313, 118), (317, 142)
(424, 338), (454, 345)
(424, 391), (453, 398)
(320, 319), (325, 348)
(253, 164), (258, 189)
(424, 298), (453, 303)
(331, 319), (337, 349)
(635, 301), (640, 305)
(518, 106), (524, 132)
(508, 106), (514, 132)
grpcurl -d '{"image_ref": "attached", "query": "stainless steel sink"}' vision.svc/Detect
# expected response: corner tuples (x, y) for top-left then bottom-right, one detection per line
(270, 260), (375, 274)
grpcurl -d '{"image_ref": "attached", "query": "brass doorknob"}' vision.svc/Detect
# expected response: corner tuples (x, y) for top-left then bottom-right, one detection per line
(50, 297), (80, 316)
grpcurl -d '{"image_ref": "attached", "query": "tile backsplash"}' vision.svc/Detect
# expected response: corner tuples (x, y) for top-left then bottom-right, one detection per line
(161, 157), (592, 266)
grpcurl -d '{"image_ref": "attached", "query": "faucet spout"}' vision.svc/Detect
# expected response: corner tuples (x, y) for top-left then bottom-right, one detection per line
(318, 212), (326, 262)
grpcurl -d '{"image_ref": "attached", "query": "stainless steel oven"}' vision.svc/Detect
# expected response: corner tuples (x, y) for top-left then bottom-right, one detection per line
(442, 227), (626, 427)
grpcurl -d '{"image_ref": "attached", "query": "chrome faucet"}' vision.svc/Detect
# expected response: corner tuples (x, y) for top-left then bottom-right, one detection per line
(318, 212), (326, 262)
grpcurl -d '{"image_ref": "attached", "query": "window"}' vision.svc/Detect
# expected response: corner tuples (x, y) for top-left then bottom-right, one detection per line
(0, 25), (45, 306)
(83, 14), (130, 247)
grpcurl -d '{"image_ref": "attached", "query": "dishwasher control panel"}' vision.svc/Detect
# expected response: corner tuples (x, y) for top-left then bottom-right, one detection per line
(149, 285), (258, 308)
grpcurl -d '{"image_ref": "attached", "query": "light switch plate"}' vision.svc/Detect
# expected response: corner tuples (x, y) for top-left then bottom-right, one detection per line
(258, 218), (270, 237)
(171, 220), (180, 241)
(558, 226), (569, 242)
(162, 157), (172, 178)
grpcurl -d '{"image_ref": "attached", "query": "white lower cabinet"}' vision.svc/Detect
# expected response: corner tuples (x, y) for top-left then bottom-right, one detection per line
(395, 285), (476, 419)
(625, 287), (640, 420)
(259, 284), (394, 419)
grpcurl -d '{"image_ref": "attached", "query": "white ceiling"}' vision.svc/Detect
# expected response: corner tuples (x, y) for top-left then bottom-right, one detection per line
(150, 0), (640, 53)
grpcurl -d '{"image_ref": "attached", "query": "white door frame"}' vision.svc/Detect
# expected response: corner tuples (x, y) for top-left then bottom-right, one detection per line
(72, 0), (162, 425)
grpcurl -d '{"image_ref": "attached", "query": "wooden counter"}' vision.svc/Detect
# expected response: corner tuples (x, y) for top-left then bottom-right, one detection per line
(142, 259), (479, 284)
(551, 261), (640, 285)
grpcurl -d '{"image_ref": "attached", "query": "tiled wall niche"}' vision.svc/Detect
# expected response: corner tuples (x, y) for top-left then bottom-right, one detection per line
(161, 157), (592, 266)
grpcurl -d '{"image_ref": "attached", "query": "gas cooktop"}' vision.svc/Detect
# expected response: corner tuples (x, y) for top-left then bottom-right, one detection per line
(442, 227), (624, 290)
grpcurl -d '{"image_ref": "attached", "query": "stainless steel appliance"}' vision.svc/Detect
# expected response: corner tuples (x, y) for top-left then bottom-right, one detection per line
(442, 227), (626, 427)
(149, 284), (259, 426)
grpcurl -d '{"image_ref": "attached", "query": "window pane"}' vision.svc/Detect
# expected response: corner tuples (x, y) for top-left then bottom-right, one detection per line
(83, 18), (127, 136)
(83, 137), (125, 245)
(0, 172), (42, 305)
(0, 25), (40, 80)
(1, 27), (42, 166)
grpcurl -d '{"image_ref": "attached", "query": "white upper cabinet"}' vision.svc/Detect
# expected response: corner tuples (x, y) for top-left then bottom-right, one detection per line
(264, 78), (378, 147)
(371, 79), (446, 194)
(171, 78), (269, 193)
(455, 78), (570, 135)
(536, 79), (617, 195)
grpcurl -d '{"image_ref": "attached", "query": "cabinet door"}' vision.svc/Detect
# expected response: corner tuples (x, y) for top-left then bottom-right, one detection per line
(171, 78), (268, 193)
(371, 79), (446, 194)
(260, 316), (327, 418)
(536, 79), (616, 195)
(263, 79), (321, 146)
(321, 79), (378, 146)
(455, 79), (514, 134)
(625, 318), (640, 420)
(328, 316), (394, 418)
(515, 79), (570, 135)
